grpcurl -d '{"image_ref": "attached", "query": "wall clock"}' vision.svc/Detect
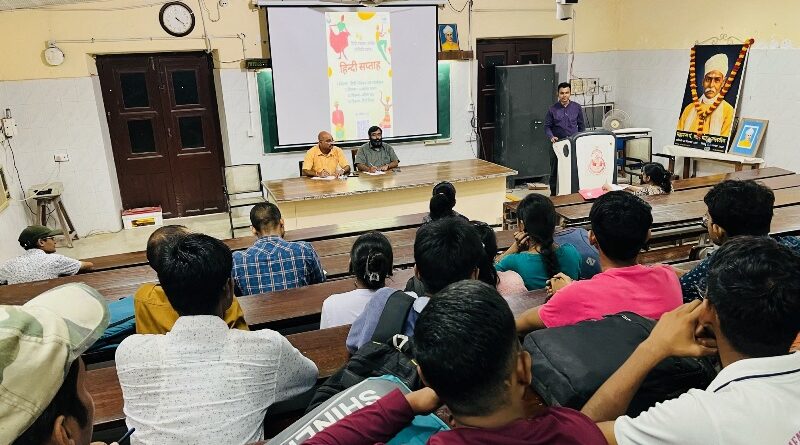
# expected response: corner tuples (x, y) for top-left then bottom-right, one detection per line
(159, 1), (195, 37)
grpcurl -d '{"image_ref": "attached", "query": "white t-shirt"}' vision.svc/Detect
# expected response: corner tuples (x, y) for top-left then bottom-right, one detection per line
(615, 351), (800, 445)
(320, 288), (377, 329)
(116, 316), (318, 445)
(0, 249), (81, 284)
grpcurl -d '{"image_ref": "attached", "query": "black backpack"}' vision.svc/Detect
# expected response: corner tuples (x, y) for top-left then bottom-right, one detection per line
(306, 291), (422, 412)
(523, 312), (718, 417)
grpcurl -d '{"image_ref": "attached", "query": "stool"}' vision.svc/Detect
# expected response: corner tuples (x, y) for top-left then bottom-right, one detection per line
(29, 182), (77, 248)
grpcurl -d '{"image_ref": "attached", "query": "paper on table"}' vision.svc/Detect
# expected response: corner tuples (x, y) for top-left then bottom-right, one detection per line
(365, 170), (386, 176)
(311, 176), (337, 181)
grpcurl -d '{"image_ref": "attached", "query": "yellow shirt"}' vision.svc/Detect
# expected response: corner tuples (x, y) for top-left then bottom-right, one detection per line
(441, 41), (460, 51)
(677, 100), (734, 136)
(302, 145), (349, 175)
(133, 283), (249, 334)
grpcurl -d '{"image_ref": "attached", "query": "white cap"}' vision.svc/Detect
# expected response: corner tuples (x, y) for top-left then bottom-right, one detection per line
(704, 53), (729, 76)
(443, 25), (453, 35)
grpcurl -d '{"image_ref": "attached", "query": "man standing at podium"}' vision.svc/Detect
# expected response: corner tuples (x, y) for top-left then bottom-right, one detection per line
(545, 82), (585, 196)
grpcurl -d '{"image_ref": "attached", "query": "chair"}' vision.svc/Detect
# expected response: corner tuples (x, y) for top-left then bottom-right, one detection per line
(223, 164), (266, 238)
(29, 182), (77, 247)
(351, 148), (358, 166)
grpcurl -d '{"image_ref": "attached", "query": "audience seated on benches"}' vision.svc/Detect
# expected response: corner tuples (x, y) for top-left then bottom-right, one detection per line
(471, 220), (527, 296)
(554, 223), (601, 279)
(3, 283), (109, 445)
(346, 218), (485, 353)
(582, 236), (800, 444)
(495, 194), (581, 290)
(422, 181), (468, 223)
(134, 225), (248, 334)
(516, 191), (682, 331)
(320, 231), (397, 329)
(0, 225), (93, 285)
(680, 179), (800, 302)
(232, 202), (325, 296)
(304, 280), (606, 445)
(116, 234), (317, 445)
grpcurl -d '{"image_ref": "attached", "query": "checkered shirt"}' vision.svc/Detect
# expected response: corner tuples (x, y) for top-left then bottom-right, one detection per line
(232, 236), (325, 296)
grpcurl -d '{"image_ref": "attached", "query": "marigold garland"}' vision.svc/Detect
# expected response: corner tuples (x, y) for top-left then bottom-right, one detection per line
(690, 38), (754, 136)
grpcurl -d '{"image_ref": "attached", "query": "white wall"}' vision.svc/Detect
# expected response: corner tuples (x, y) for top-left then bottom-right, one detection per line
(218, 60), (478, 182)
(552, 47), (800, 176)
(0, 76), (122, 241)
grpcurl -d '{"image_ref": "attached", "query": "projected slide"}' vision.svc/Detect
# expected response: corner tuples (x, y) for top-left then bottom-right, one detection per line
(268, 6), (437, 146)
(327, 11), (393, 140)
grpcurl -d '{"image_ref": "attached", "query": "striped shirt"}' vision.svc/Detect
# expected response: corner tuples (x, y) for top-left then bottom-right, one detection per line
(232, 236), (325, 296)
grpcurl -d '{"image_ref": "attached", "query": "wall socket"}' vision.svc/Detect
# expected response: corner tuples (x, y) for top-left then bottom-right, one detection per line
(54, 153), (70, 162)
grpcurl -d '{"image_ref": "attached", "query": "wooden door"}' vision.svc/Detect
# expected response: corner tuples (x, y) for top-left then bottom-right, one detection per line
(98, 53), (225, 218)
(476, 38), (552, 163)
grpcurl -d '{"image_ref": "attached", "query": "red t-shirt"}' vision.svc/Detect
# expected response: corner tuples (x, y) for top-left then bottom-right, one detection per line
(303, 389), (605, 445)
(538, 264), (682, 328)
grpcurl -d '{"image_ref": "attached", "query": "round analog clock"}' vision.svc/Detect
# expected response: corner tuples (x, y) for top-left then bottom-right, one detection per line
(159, 1), (195, 37)
(44, 45), (65, 66)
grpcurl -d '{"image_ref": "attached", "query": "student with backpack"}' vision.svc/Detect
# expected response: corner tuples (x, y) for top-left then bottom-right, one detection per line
(516, 191), (682, 331)
(320, 231), (395, 328)
(581, 236), (800, 444)
(346, 218), (484, 352)
(303, 280), (606, 445)
(495, 193), (581, 290)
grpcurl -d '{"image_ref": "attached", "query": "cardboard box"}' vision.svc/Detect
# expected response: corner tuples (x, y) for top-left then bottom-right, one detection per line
(121, 206), (163, 229)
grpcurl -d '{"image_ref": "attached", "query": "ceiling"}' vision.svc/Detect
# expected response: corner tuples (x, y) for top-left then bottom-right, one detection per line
(0, 0), (110, 11)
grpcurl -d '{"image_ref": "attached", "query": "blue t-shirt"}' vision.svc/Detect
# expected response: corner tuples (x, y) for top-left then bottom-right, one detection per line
(554, 227), (601, 279)
(495, 244), (582, 290)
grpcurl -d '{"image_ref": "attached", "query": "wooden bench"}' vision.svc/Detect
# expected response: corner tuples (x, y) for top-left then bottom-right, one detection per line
(503, 167), (794, 228)
(558, 183), (800, 227)
(556, 175), (800, 224)
(0, 232), (515, 305)
(84, 213), (429, 273)
(87, 289), (550, 431)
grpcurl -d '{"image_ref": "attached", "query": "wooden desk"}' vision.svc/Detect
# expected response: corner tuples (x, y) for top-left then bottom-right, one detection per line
(663, 144), (764, 178)
(84, 213), (428, 273)
(503, 167), (793, 228)
(265, 159), (516, 229)
(88, 289), (548, 431)
(557, 177), (800, 224)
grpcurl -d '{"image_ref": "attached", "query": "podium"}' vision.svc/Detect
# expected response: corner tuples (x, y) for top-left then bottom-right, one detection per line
(553, 131), (616, 195)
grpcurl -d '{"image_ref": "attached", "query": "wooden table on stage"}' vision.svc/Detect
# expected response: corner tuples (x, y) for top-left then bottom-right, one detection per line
(264, 159), (516, 229)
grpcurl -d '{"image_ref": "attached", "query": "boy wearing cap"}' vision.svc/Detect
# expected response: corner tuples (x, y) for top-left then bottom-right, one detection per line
(2, 283), (111, 445)
(0, 225), (93, 284)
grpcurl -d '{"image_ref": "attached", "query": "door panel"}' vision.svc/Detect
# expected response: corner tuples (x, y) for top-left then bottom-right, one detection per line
(98, 56), (177, 217)
(98, 52), (225, 218)
(160, 55), (226, 216)
(476, 39), (552, 163)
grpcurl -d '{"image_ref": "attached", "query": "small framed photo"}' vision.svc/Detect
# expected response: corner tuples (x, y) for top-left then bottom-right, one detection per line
(729, 118), (768, 157)
(438, 24), (460, 51)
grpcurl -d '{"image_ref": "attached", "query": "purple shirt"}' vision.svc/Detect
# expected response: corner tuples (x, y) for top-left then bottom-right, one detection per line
(544, 101), (586, 140)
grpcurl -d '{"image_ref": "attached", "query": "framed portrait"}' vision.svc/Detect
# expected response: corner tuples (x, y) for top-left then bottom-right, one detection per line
(729, 118), (768, 157)
(673, 43), (752, 152)
(438, 24), (460, 51)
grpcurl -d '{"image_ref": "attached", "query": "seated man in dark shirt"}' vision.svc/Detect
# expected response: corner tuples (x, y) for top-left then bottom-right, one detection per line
(679, 179), (800, 302)
(305, 280), (606, 445)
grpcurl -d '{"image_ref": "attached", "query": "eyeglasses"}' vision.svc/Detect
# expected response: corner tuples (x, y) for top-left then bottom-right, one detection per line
(700, 214), (710, 229)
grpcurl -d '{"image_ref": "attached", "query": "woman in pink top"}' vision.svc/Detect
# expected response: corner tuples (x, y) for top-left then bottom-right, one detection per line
(516, 192), (682, 332)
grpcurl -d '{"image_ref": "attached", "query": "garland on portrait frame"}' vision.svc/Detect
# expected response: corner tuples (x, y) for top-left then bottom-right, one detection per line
(688, 38), (754, 137)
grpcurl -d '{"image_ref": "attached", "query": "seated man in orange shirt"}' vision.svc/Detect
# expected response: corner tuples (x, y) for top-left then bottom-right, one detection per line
(134, 225), (248, 334)
(302, 131), (351, 178)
